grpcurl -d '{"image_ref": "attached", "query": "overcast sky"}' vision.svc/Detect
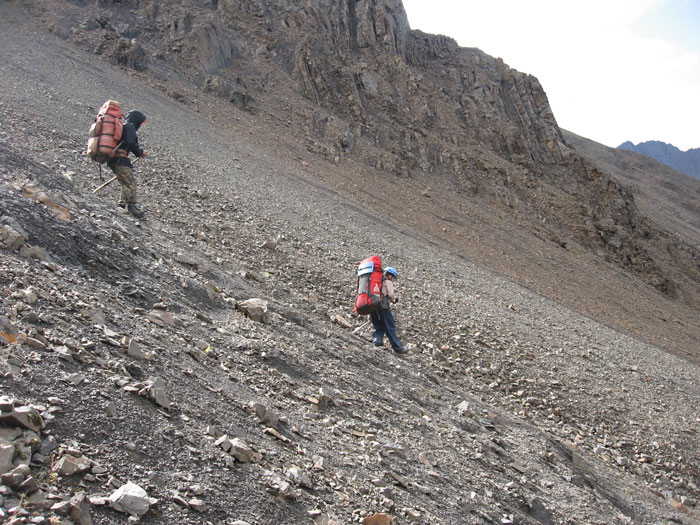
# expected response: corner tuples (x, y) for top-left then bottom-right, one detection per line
(401, 0), (700, 151)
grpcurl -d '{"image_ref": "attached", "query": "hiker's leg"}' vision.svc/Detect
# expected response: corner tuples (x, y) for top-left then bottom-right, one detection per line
(112, 164), (137, 205)
(370, 311), (384, 346)
(382, 309), (403, 352)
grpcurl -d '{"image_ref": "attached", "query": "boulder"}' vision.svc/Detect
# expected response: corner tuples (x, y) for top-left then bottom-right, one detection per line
(108, 482), (157, 516)
(54, 454), (91, 476)
(229, 438), (253, 463)
(238, 298), (268, 323)
(0, 406), (43, 432)
(70, 491), (94, 525)
(0, 443), (15, 475)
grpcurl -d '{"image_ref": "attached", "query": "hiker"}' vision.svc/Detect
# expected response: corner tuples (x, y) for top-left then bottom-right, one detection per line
(370, 267), (406, 354)
(108, 110), (148, 218)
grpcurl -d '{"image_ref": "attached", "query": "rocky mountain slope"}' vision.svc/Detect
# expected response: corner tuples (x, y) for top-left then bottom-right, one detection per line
(1, 1), (699, 525)
(22, 0), (700, 318)
(618, 141), (700, 180)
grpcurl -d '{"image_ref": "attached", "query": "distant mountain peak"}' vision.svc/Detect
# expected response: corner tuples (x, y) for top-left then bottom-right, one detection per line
(618, 140), (700, 179)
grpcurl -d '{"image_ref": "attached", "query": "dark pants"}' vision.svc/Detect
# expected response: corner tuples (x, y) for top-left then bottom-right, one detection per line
(370, 308), (403, 352)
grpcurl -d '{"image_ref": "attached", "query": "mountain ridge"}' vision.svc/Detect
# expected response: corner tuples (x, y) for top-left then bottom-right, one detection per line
(618, 140), (700, 179)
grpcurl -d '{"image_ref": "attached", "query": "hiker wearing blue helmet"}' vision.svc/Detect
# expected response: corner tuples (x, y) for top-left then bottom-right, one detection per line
(370, 266), (406, 354)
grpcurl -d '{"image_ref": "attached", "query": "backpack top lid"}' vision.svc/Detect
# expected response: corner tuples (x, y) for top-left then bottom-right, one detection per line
(98, 100), (122, 118)
(357, 255), (382, 276)
(357, 261), (374, 276)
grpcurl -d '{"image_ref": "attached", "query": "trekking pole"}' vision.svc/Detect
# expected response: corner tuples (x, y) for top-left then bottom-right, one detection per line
(352, 320), (370, 334)
(92, 176), (117, 193)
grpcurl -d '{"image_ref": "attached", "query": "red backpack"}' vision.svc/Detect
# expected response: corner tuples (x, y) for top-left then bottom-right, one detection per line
(353, 255), (385, 315)
(86, 100), (124, 163)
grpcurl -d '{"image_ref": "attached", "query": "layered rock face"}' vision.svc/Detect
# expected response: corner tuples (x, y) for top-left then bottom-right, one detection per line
(24, 0), (700, 307)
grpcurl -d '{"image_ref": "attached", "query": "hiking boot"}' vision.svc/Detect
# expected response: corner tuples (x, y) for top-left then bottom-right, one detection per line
(393, 347), (408, 355)
(127, 203), (144, 218)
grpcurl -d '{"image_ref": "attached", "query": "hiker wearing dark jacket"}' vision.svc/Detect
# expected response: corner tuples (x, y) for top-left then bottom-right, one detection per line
(370, 267), (406, 354)
(108, 110), (147, 218)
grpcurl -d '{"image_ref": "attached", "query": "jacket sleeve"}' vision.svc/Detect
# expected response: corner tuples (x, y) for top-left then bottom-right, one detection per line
(122, 125), (144, 158)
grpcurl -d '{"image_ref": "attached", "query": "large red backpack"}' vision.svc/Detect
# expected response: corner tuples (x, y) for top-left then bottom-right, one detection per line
(353, 255), (384, 315)
(86, 100), (124, 164)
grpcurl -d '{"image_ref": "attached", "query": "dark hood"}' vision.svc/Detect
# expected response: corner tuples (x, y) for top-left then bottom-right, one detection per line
(126, 110), (146, 130)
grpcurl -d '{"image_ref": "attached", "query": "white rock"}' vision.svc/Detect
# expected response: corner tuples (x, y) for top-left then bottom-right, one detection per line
(287, 466), (313, 489)
(215, 435), (232, 452)
(108, 482), (157, 516)
(0, 444), (14, 475)
(54, 454), (91, 476)
(229, 438), (253, 463)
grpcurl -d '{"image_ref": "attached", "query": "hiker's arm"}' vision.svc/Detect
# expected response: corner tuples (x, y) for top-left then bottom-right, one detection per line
(122, 126), (145, 159)
(129, 140), (145, 159)
(127, 128), (145, 158)
(384, 280), (397, 302)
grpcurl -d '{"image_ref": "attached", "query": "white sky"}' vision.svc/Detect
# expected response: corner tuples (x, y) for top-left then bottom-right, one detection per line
(402, 0), (700, 151)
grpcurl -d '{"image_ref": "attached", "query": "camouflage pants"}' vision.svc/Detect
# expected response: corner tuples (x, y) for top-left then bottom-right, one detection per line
(109, 164), (137, 206)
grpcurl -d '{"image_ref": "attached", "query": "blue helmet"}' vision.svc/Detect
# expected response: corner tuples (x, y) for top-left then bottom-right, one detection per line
(385, 267), (398, 278)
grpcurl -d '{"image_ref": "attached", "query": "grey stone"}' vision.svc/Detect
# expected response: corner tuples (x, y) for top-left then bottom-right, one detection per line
(126, 339), (149, 360)
(108, 482), (156, 516)
(238, 298), (268, 323)
(2, 464), (30, 487)
(54, 454), (91, 476)
(0, 216), (28, 238)
(20, 245), (47, 261)
(187, 497), (206, 512)
(51, 500), (71, 515)
(18, 475), (39, 494)
(529, 497), (554, 525)
(0, 444), (14, 475)
(214, 435), (232, 452)
(251, 402), (280, 429)
(229, 438), (253, 463)
(0, 406), (42, 432)
(287, 466), (313, 489)
(1, 225), (26, 250)
(39, 435), (58, 455)
(140, 377), (171, 409)
(312, 455), (330, 470)
(0, 396), (14, 412)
